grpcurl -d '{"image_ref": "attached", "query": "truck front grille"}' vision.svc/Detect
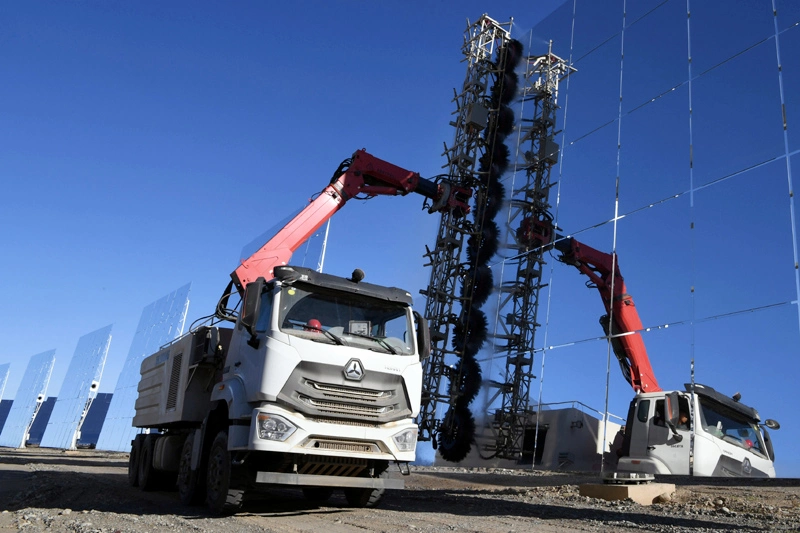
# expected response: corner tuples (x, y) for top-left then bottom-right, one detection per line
(304, 437), (381, 454)
(277, 361), (412, 423)
(306, 416), (380, 428)
(307, 380), (392, 401)
(298, 395), (393, 418)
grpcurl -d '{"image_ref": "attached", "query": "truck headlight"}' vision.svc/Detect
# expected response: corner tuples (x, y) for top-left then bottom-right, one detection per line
(257, 414), (296, 441)
(392, 428), (417, 451)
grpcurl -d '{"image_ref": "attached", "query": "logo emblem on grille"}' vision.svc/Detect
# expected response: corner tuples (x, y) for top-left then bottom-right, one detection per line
(742, 457), (752, 475)
(344, 359), (365, 381)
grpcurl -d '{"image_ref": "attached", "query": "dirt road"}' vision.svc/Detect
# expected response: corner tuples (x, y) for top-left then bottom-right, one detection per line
(1, 448), (799, 532)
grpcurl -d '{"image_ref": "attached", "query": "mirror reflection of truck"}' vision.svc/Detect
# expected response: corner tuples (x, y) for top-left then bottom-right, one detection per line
(126, 150), (470, 512)
(552, 236), (780, 477)
(622, 383), (780, 476)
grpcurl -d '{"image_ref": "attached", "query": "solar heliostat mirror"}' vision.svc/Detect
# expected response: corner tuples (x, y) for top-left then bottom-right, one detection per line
(39, 325), (113, 450)
(0, 350), (56, 448)
(0, 363), (10, 434)
(0, 363), (9, 401)
(95, 283), (190, 452)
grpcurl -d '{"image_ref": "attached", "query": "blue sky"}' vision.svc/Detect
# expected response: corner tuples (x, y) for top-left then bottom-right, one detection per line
(3, 1), (800, 476)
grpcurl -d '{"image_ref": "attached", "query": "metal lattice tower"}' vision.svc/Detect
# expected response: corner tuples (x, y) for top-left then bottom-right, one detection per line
(488, 45), (574, 459)
(418, 15), (512, 448)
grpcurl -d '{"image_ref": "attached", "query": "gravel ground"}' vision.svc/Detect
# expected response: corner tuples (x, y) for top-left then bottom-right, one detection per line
(1, 448), (799, 532)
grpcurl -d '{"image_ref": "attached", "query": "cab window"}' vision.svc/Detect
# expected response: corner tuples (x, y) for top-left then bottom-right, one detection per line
(278, 284), (414, 355)
(637, 400), (650, 423)
(255, 290), (274, 333)
(654, 400), (665, 427)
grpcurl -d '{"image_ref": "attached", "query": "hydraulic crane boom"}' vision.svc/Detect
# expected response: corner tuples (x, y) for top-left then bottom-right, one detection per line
(224, 149), (471, 300)
(554, 237), (661, 393)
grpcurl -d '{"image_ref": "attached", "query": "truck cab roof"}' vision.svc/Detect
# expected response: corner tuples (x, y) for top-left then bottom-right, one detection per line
(685, 383), (761, 423)
(274, 265), (414, 306)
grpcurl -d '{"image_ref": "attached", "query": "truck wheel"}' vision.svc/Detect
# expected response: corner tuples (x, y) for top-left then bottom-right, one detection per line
(178, 433), (204, 505)
(302, 487), (334, 503)
(138, 434), (158, 491)
(128, 436), (143, 487)
(205, 431), (243, 514)
(343, 483), (384, 508)
(344, 465), (389, 508)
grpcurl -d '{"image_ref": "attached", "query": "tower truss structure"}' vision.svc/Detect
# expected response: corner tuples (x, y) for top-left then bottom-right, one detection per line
(488, 45), (575, 459)
(418, 15), (512, 451)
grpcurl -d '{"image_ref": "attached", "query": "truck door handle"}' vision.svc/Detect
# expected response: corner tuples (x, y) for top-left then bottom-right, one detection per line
(647, 446), (656, 450)
(234, 361), (241, 367)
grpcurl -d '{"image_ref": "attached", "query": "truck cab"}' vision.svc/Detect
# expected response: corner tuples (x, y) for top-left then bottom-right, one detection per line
(222, 265), (424, 462)
(130, 265), (429, 512)
(619, 384), (777, 477)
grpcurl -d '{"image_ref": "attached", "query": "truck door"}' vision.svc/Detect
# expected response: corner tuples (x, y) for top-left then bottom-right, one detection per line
(228, 286), (275, 394)
(646, 396), (690, 475)
(625, 398), (652, 459)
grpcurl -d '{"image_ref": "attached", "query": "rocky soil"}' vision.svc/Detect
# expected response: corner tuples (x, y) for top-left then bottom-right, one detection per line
(1, 448), (799, 532)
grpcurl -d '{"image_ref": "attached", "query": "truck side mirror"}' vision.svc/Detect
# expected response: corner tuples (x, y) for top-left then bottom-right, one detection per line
(413, 311), (431, 360)
(665, 391), (680, 423)
(664, 391), (684, 442)
(202, 327), (220, 358)
(241, 277), (266, 345)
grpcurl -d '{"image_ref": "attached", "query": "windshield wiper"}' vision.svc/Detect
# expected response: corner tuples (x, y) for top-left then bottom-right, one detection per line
(346, 332), (398, 354)
(305, 325), (346, 346)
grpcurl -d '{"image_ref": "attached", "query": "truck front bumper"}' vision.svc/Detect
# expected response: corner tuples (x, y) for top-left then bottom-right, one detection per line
(239, 404), (418, 463)
(255, 472), (404, 489)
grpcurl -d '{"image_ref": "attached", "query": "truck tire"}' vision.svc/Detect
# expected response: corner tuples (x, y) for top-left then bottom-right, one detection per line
(178, 433), (204, 505)
(138, 434), (158, 491)
(205, 431), (243, 514)
(344, 464), (389, 508)
(128, 436), (143, 487)
(302, 487), (334, 503)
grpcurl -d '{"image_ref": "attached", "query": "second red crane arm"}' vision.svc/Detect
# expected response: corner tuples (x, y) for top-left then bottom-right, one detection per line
(554, 237), (662, 393)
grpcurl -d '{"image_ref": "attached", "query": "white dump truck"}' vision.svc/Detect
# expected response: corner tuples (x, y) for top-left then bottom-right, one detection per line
(129, 265), (429, 512)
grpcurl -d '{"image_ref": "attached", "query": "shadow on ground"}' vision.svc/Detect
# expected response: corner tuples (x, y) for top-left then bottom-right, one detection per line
(0, 466), (762, 532)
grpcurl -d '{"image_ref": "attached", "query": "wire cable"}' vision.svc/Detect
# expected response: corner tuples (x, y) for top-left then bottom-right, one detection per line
(534, 0), (579, 473)
(492, 150), (799, 270)
(598, 0), (628, 476)
(771, 0), (800, 335)
(568, 20), (800, 148)
(477, 299), (795, 364)
(572, 0), (670, 65)
(686, 0), (698, 476)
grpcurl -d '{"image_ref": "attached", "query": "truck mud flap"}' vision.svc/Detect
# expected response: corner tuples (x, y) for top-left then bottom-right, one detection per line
(255, 472), (404, 490)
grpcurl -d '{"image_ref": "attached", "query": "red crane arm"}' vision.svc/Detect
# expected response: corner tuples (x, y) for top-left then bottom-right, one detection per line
(555, 237), (662, 393)
(230, 149), (471, 293)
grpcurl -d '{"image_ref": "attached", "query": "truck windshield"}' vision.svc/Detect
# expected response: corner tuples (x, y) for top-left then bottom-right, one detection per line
(698, 397), (766, 457)
(278, 284), (414, 355)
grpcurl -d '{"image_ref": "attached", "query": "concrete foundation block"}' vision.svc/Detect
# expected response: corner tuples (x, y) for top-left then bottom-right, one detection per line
(579, 482), (676, 506)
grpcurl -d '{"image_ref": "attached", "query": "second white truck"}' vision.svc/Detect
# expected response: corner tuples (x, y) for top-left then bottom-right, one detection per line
(554, 236), (780, 477)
